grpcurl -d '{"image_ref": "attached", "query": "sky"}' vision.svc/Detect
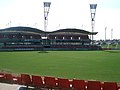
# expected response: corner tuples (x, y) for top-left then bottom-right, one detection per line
(0, 0), (120, 40)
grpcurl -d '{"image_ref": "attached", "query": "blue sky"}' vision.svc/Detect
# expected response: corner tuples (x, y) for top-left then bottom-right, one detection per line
(0, 0), (120, 40)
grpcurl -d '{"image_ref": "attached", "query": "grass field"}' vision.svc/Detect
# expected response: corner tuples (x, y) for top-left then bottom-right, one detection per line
(101, 44), (120, 48)
(0, 50), (120, 83)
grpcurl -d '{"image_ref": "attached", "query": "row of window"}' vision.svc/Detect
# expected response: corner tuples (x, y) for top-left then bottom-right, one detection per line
(0, 34), (89, 40)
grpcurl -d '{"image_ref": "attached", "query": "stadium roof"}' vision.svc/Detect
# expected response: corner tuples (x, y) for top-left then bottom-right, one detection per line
(0, 26), (44, 34)
(50, 28), (98, 35)
(0, 26), (98, 35)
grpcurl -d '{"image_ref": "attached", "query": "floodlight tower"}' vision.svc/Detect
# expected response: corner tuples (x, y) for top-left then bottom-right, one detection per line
(43, 2), (51, 39)
(111, 28), (113, 40)
(90, 4), (97, 44)
(105, 27), (107, 41)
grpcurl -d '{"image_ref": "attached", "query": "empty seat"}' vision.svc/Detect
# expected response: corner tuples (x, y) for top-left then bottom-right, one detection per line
(21, 74), (32, 88)
(87, 81), (101, 90)
(0, 73), (5, 78)
(13, 76), (22, 84)
(72, 79), (86, 90)
(5, 73), (14, 84)
(0, 73), (5, 82)
(103, 82), (118, 90)
(44, 76), (57, 89)
(57, 78), (71, 90)
(32, 75), (44, 89)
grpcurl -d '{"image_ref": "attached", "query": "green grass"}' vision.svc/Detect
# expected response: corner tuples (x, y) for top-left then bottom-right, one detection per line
(0, 50), (120, 83)
(101, 44), (120, 48)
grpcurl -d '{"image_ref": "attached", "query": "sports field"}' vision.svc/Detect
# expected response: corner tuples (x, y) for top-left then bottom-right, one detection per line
(0, 50), (120, 83)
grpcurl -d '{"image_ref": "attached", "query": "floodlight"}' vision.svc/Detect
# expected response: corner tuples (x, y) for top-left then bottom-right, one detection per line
(43, 2), (51, 44)
(90, 4), (97, 44)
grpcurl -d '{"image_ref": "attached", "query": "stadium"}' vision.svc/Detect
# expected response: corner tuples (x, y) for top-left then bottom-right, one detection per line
(0, 1), (120, 90)
(0, 26), (101, 51)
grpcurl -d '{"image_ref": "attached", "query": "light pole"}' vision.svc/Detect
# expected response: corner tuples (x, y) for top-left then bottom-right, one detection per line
(111, 28), (113, 40)
(43, 2), (51, 45)
(90, 4), (97, 44)
(105, 27), (107, 41)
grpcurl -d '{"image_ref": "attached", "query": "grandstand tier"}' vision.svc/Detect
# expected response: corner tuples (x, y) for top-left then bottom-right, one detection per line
(0, 26), (101, 51)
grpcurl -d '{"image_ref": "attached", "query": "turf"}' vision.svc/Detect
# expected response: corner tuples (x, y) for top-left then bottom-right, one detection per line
(0, 50), (120, 83)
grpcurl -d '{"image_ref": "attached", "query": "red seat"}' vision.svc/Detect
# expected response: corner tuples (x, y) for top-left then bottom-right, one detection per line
(5, 73), (14, 83)
(13, 76), (22, 84)
(21, 74), (32, 88)
(87, 81), (101, 90)
(0, 73), (5, 82)
(0, 73), (5, 78)
(44, 76), (57, 89)
(57, 78), (71, 90)
(32, 75), (44, 89)
(103, 82), (118, 90)
(72, 79), (86, 90)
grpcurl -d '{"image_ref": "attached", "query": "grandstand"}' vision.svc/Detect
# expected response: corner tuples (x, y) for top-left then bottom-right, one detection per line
(0, 26), (101, 51)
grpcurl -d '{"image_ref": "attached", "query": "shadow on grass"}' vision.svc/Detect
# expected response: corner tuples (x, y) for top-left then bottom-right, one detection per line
(38, 51), (49, 53)
(103, 50), (120, 53)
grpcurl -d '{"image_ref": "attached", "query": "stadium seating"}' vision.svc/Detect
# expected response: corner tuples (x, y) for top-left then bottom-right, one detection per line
(13, 75), (22, 84)
(31, 75), (44, 89)
(0, 73), (5, 82)
(57, 78), (71, 90)
(21, 74), (32, 88)
(5, 73), (14, 84)
(103, 82), (118, 90)
(0, 73), (5, 78)
(0, 72), (120, 90)
(87, 81), (101, 90)
(72, 79), (86, 90)
(44, 76), (57, 89)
